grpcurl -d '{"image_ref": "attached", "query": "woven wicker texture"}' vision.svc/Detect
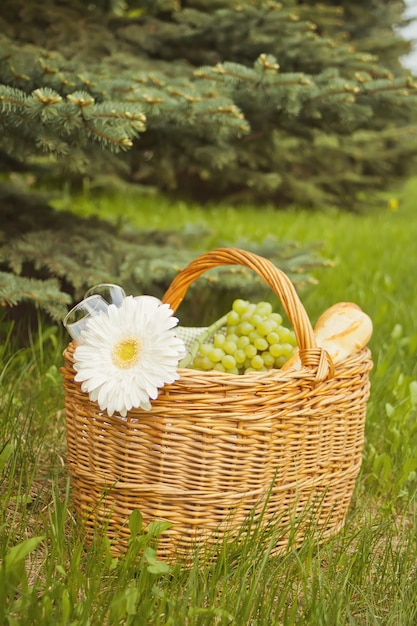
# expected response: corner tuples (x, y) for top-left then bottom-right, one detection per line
(62, 248), (372, 559)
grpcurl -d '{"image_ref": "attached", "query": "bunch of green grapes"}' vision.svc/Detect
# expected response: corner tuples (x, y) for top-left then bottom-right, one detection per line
(191, 299), (297, 374)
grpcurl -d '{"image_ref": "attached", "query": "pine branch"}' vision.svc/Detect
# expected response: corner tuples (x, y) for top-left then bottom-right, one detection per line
(0, 271), (71, 320)
(0, 0), (416, 209)
(0, 83), (147, 156)
(0, 187), (331, 322)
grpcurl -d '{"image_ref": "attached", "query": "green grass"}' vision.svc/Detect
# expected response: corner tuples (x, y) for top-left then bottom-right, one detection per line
(1, 180), (417, 624)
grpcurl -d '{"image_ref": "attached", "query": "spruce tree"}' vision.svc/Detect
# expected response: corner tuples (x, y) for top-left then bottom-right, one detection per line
(1, 0), (415, 207)
(0, 0), (415, 320)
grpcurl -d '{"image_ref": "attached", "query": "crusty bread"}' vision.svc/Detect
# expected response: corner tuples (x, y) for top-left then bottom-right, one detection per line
(281, 301), (373, 371)
(314, 302), (373, 360)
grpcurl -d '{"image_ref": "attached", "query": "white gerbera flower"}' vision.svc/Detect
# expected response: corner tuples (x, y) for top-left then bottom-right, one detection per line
(73, 295), (186, 417)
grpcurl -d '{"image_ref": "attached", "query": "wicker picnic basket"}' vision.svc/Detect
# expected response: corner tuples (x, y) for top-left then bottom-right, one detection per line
(62, 248), (372, 559)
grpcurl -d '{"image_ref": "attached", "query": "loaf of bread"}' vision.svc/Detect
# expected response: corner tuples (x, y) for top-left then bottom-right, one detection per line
(281, 301), (373, 371)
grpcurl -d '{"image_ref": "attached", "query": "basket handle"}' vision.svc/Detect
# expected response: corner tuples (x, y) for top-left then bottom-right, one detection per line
(162, 248), (334, 381)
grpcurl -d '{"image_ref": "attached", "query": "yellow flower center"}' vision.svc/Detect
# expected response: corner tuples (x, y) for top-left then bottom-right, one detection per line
(112, 337), (142, 369)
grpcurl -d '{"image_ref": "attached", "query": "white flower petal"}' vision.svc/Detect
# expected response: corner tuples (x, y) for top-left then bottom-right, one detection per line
(73, 294), (185, 417)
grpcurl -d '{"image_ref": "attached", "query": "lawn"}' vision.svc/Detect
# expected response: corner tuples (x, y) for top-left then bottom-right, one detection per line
(1, 179), (417, 624)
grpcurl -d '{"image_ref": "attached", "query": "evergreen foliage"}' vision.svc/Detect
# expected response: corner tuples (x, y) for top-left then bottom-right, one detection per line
(0, 0), (415, 320)
(0, 186), (329, 324)
(0, 0), (416, 208)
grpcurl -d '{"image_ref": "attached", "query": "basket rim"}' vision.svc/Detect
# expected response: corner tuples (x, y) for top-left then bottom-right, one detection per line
(63, 341), (372, 388)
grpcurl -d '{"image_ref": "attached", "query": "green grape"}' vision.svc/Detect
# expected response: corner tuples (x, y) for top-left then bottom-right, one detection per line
(237, 321), (254, 336)
(275, 355), (287, 368)
(213, 333), (226, 348)
(234, 349), (246, 364)
(232, 299), (250, 315)
(222, 354), (237, 370)
(266, 331), (280, 345)
(237, 335), (250, 349)
(288, 331), (297, 346)
(191, 297), (296, 374)
(224, 340), (238, 355)
(226, 310), (240, 326)
(269, 343), (284, 358)
(254, 337), (268, 352)
(278, 326), (295, 344)
(255, 301), (273, 316)
(192, 355), (213, 371)
(257, 319), (277, 337)
(241, 304), (256, 321)
(249, 329), (261, 343)
(251, 354), (264, 370)
(252, 314), (263, 328)
(209, 347), (225, 363)
(279, 343), (295, 359)
(244, 344), (257, 359)
(200, 343), (214, 357)
(270, 312), (283, 325)
(261, 351), (275, 368)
